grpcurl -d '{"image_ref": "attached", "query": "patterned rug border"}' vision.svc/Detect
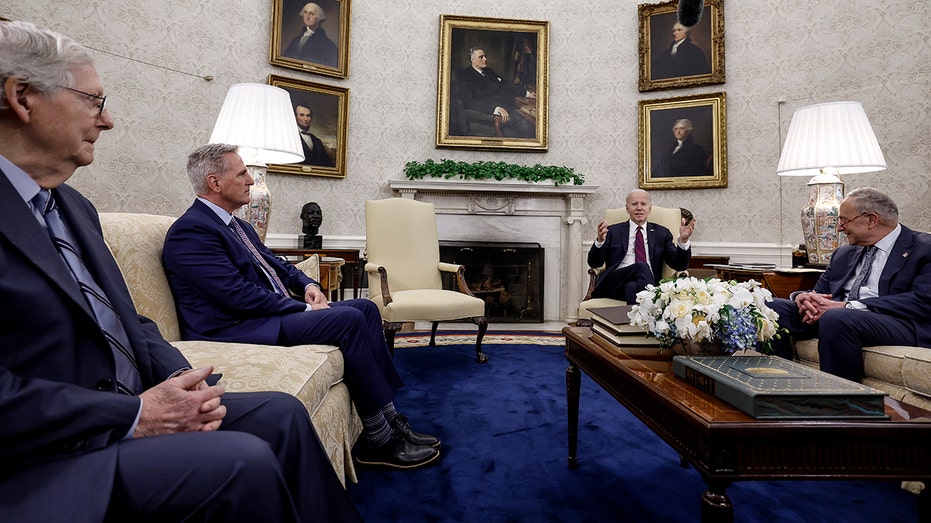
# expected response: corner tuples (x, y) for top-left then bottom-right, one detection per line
(394, 331), (565, 348)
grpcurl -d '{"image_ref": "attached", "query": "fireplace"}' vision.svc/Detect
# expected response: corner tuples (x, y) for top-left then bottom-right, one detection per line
(388, 179), (597, 322)
(439, 241), (544, 323)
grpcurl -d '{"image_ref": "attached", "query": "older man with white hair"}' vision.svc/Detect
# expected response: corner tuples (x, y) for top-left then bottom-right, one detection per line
(283, 2), (338, 67)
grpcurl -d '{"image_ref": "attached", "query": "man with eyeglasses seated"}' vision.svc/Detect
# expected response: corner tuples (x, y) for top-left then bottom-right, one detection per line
(768, 187), (931, 382)
(0, 20), (360, 522)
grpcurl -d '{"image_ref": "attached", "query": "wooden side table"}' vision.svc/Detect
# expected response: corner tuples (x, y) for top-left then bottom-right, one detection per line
(272, 248), (362, 301)
(318, 257), (345, 301)
(713, 266), (824, 299)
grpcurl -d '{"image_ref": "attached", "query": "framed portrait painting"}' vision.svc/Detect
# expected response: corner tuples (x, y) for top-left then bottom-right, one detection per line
(270, 0), (351, 79)
(638, 0), (725, 92)
(267, 74), (349, 179)
(639, 92), (727, 190)
(435, 15), (549, 152)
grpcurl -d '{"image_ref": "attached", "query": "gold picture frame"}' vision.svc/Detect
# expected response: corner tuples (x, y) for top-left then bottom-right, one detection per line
(435, 15), (549, 152)
(638, 0), (725, 92)
(270, 0), (351, 79)
(267, 74), (349, 179)
(639, 92), (727, 190)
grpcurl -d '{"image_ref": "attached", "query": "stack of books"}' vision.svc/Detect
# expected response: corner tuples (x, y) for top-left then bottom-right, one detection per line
(587, 305), (663, 358)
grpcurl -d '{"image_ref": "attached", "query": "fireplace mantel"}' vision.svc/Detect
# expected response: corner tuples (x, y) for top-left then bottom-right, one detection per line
(388, 179), (598, 322)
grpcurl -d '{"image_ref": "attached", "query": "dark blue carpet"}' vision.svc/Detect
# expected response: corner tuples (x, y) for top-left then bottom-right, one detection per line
(347, 342), (918, 522)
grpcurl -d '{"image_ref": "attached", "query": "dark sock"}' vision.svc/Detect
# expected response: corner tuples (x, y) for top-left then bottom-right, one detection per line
(360, 410), (393, 447)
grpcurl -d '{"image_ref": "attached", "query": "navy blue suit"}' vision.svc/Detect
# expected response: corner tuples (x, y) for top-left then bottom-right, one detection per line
(162, 199), (402, 415)
(0, 174), (360, 522)
(587, 220), (691, 304)
(770, 225), (931, 381)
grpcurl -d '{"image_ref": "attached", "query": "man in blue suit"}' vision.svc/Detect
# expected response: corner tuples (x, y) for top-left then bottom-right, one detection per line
(0, 21), (360, 522)
(588, 189), (695, 304)
(769, 187), (931, 382)
(162, 143), (441, 470)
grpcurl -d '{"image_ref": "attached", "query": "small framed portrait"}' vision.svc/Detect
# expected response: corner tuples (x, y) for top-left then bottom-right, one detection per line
(639, 91), (727, 190)
(270, 0), (351, 79)
(267, 74), (349, 179)
(638, 0), (725, 92)
(435, 15), (549, 152)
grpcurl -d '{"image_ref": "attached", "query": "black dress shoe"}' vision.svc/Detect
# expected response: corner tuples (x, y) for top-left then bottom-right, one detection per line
(354, 434), (440, 470)
(391, 415), (441, 448)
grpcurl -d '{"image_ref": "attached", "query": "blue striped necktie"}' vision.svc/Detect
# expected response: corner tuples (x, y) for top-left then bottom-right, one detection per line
(848, 245), (877, 301)
(34, 189), (143, 395)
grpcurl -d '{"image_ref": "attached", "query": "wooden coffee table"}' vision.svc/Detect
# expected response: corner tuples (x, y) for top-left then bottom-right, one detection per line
(563, 326), (931, 522)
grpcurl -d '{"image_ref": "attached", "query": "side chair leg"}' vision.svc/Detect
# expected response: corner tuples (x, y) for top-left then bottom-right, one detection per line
(429, 322), (440, 346)
(383, 321), (403, 356)
(472, 316), (488, 364)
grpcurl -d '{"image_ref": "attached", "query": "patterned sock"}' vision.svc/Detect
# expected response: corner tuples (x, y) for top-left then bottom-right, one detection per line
(360, 410), (393, 447)
(381, 402), (399, 424)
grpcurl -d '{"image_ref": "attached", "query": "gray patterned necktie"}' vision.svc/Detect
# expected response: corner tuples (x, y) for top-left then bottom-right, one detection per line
(848, 245), (877, 301)
(34, 189), (142, 395)
(229, 218), (289, 295)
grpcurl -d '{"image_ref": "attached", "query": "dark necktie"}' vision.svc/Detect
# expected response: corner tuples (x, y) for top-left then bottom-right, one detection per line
(848, 245), (877, 301)
(229, 218), (289, 295)
(34, 190), (142, 395)
(635, 226), (647, 264)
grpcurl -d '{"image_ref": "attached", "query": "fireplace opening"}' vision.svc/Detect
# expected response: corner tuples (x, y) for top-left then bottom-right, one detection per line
(439, 241), (544, 323)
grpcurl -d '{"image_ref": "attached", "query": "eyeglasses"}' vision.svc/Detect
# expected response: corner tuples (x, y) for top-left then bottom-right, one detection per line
(838, 212), (870, 227)
(59, 86), (107, 116)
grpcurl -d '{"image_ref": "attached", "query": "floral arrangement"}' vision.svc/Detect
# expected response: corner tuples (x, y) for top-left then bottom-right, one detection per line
(628, 277), (784, 354)
(404, 159), (585, 186)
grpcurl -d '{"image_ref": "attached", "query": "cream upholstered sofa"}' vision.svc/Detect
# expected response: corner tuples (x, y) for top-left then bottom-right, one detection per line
(794, 340), (931, 411)
(98, 213), (362, 485)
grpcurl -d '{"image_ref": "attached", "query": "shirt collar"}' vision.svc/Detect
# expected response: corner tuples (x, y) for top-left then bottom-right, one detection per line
(0, 153), (42, 206)
(197, 196), (235, 226)
(873, 223), (902, 254)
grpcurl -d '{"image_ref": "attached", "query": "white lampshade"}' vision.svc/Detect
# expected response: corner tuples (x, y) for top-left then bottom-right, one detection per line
(209, 83), (304, 165)
(776, 101), (886, 178)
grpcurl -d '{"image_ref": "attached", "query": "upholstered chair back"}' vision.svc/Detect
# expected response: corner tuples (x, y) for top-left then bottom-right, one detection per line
(365, 198), (444, 296)
(98, 213), (182, 341)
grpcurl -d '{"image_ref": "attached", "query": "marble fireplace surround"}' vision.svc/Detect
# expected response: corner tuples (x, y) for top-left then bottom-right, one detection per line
(388, 180), (599, 323)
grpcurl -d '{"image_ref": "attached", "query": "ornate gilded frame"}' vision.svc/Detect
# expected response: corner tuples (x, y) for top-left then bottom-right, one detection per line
(639, 92), (727, 190)
(638, 0), (725, 92)
(267, 74), (349, 179)
(270, 0), (351, 79)
(436, 15), (549, 152)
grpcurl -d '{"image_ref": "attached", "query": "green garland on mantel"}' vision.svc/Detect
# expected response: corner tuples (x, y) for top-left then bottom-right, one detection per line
(403, 159), (585, 186)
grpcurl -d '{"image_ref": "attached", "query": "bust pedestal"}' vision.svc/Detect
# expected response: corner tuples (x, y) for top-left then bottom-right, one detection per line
(302, 234), (323, 249)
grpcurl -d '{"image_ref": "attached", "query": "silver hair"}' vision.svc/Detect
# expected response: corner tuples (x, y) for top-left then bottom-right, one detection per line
(0, 21), (94, 107)
(302, 3), (325, 21)
(673, 119), (694, 131)
(846, 187), (899, 223)
(469, 47), (484, 59)
(626, 189), (651, 205)
(187, 143), (239, 194)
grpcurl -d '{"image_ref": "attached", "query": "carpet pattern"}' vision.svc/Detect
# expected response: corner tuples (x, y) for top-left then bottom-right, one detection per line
(394, 331), (565, 348)
(348, 341), (918, 522)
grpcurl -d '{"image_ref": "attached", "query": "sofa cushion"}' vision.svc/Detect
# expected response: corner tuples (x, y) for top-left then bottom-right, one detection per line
(174, 341), (345, 417)
(902, 348), (931, 401)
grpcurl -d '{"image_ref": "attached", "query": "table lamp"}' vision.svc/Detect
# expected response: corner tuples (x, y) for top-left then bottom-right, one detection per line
(209, 83), (304, 242)
(776, 101), (886, 266)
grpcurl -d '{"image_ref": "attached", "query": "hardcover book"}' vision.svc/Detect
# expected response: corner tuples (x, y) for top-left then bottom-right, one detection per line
(673, 356), (888, 419)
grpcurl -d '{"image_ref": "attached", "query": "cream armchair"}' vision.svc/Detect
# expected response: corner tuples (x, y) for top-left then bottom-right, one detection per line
(577, 206), (687, 326)
(364, 198), (489, 363)
(98, 213), (362, 485)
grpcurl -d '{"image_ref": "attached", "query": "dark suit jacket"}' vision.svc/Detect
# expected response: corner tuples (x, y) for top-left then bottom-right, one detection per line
(587, 220), (691, 287)
(812, 225), (931, 346)
(283, 26), (338, 67)
(0, 173), (190, 521)
(299, 131), (334, 167)
(652, 135), (709, 178)
(162, 199), (320, 344)
(457, 66), (512, 115)
(653, 36), (709, 79)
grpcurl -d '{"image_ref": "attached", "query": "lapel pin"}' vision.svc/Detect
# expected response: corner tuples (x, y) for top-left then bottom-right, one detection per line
(903, 252), (909, 258)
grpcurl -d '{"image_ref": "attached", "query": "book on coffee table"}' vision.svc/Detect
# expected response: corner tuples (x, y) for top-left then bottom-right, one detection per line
(588, 306), (658, 343)
(673, 355), (888, 419)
